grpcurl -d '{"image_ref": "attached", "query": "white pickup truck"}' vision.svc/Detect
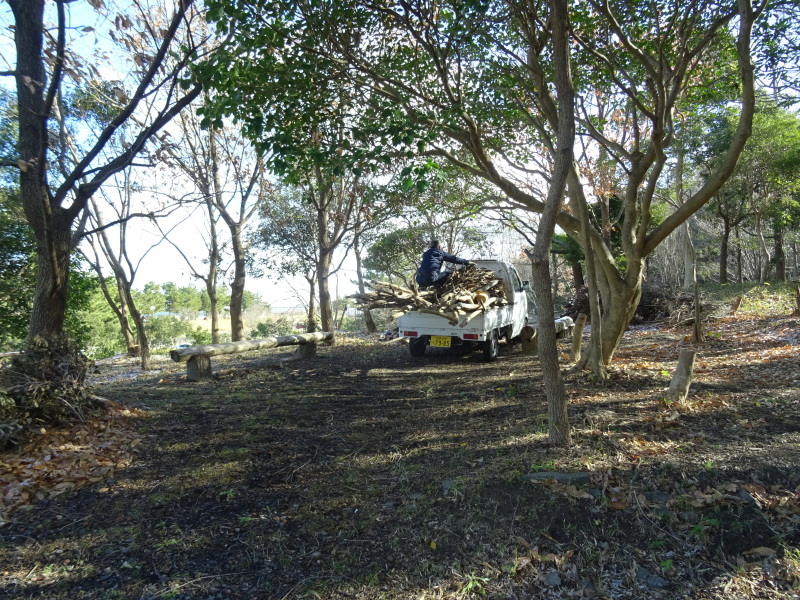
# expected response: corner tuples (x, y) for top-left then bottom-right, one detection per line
(397, 259), (530, 361)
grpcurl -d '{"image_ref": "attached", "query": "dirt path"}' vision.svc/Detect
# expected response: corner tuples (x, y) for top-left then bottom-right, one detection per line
(2, 316), (800, 599)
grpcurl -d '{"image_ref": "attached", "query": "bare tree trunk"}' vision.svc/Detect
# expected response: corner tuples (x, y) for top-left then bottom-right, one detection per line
(571, 262), (585, 289)
(569, 181), (607, 378)
(529, 0), (573, 447)
(97, 273), (138, 355)
(676, 148), (694, 291)
(720, 217), (730, 284)
(353, 231), (377, 333)
(570, 313), (587, 364)
(756, 213), (770, 283)
(314, 186), (335, 337)
(317, 248), (334, 335)
(206, 279), (220, 344)
(14, 0), (70, 340)
(551, 250), (560, 303)
(774, 227), (786, 282)
(11, 0), (202, 342)
(692, 279), (705, 343)
(684, 229), (705, 343)
(128, 296), (151, 370)
(683, 224), (694, 290)
(306, 274), (317, 333)
(82, 238), (138, 354)
(229, 227), (246, 341)
(86, 188), (152, 365)
(736, 226), (743, 283)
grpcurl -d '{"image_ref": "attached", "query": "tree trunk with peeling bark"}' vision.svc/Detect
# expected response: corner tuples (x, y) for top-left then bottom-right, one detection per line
(8, 0), (202, 341)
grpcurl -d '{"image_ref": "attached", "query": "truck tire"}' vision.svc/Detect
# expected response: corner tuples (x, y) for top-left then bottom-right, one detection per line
(409, 337), (427, 357)
(483, 330), (499, 362)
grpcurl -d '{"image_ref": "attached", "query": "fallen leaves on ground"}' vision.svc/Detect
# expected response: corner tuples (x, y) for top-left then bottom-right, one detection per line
(0, 405), (144, 525)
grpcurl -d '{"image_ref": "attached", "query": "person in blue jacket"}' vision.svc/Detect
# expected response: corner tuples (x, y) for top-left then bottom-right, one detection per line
(415, 240), (474, 288)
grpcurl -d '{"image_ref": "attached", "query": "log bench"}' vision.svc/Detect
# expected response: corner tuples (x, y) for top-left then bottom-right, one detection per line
(169, 332), (334, 382)
(520, 316), (575, 354)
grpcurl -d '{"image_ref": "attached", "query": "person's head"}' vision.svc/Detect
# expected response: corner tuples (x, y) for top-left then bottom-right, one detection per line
(430, 239), (440, 249)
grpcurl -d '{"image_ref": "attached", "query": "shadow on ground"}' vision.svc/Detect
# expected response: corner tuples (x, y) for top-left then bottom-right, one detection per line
(2, 329), (799, 599)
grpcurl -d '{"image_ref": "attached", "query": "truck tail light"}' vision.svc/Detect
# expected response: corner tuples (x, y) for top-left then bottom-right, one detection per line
(463, 334), (479, 340)
(404, 331), (418, 337)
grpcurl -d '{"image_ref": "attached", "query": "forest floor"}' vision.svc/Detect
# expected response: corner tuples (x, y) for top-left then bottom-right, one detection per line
(1, 288), (800, 599)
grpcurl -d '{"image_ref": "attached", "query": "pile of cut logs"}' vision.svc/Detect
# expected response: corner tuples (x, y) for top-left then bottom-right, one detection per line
(350, 266), (508, 327)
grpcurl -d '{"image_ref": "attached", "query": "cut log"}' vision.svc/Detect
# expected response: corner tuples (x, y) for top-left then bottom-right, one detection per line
(170, 331), (334, 363)
(668, 349), (696, 403)
(350, 266), (507, 320)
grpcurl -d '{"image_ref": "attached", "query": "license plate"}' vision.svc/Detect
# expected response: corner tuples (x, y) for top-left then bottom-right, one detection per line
(430, 335), (451, 348)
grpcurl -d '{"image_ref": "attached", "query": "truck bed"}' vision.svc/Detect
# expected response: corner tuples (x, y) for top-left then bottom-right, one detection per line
(397, 305), (515, 342)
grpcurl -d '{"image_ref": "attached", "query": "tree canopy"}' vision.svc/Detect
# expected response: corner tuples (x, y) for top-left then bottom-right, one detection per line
(198, 0), (769, 364)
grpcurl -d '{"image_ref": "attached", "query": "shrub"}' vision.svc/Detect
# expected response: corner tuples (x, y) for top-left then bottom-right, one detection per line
(189, 326), (213, 346)
(145, 315), (195, 347)
(250, 316), (296, 338)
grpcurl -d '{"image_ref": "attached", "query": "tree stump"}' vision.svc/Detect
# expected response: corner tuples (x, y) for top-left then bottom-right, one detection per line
(520, 325), (537, 355)
(729, 296), (743, 315)
(793, 286), (800, 317)
(296, 342), (317, 359)
(570, 313), (587, 363)
(187, 354), (213, 382)
(668, 349), (696, 403)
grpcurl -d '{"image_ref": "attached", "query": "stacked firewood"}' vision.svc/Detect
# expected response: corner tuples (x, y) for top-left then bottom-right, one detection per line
(350, 266), (508, 327)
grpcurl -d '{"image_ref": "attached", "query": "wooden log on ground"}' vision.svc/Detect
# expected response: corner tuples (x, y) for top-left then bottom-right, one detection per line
(170, 331), (334, 363)
(571, 313), (588, 363)
(668, 349), (696, 403)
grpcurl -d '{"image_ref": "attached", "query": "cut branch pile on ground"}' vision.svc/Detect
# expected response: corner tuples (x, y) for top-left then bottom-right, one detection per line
(563, 285), (727, 325)
(351, 266), (507, 326)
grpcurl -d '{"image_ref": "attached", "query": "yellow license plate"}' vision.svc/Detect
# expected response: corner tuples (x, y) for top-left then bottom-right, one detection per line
(430, 335), (451, 348)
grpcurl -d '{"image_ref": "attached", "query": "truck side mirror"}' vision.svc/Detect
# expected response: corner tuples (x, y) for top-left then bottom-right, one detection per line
(522, 281), (531, 291)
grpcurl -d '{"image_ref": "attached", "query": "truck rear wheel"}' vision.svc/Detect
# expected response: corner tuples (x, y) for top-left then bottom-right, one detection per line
(409, 337), (427, 357)
(483, 330), (499, 362)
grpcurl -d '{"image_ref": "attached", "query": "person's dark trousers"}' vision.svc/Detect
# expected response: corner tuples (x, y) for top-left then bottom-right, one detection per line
(415, 270), (452, 288)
